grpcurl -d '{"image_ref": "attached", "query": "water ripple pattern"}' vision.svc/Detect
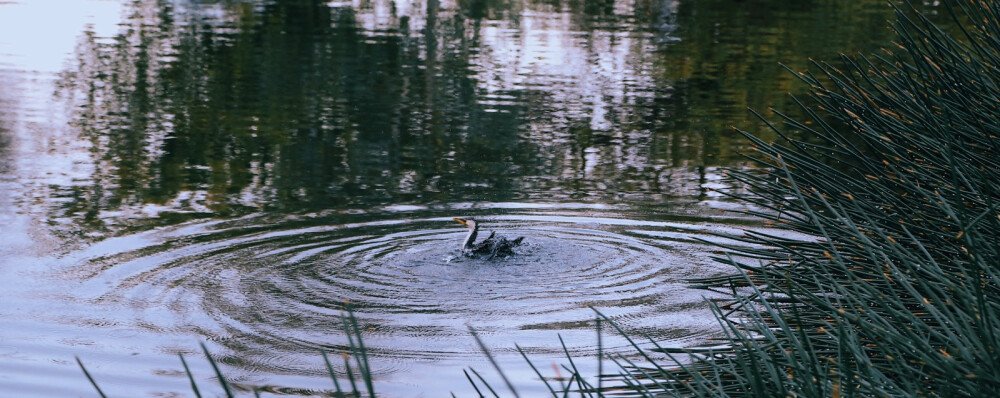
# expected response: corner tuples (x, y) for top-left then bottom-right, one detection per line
(66, 211), (730, 377)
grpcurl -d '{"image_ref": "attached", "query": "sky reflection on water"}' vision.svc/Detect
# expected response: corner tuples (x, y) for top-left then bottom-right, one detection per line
(9, 0), (907, 235)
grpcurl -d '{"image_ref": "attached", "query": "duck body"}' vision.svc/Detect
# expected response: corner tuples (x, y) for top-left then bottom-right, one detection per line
(453, 218), (525, 259)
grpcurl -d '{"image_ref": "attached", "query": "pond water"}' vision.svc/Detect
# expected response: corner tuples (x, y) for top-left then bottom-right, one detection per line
(0, 0), (940, 396)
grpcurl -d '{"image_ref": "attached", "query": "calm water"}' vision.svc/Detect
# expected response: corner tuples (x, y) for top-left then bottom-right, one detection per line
(0, 0), (940, 396)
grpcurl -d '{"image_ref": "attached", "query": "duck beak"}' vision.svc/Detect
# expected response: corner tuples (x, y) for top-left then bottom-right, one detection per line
(452, 217), (469, 227)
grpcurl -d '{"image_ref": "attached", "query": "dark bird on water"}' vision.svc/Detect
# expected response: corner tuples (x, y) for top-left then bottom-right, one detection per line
(453, 217), (525, 259)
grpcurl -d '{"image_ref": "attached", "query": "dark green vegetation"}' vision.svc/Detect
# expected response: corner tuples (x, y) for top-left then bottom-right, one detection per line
(671, 1), (1000, 396)
(48, 0), (905, 237)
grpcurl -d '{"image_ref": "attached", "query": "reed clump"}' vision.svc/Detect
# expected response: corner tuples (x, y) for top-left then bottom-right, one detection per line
(665, 1), (1000, 396)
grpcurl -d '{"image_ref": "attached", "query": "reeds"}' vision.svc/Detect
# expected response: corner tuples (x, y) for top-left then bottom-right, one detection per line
(660, 0), (1000, 396)
(76, 306), (375, 397)
(464, 315), (609, 397)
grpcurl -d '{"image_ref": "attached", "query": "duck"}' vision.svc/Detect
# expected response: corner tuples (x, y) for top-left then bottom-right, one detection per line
(452, 217), (525, 259)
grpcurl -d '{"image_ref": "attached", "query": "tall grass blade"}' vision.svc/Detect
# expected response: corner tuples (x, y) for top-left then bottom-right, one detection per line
(515, 344), (559, 396)
(344, 306), (375, 397)
(468, 367), (501, 398)
(463, 368), (486, 397)
(556, 334), (588, 396)
(178, 353), (203, 398)
(342, 352), (361, 398)
(199, 342), (234, 398)
(320, 349), (345, 397)
(468, 325), (520, 398)
(74, 356), (108, 398)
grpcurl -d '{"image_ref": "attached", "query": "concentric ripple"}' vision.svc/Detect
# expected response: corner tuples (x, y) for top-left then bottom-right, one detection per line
(61, 209), (734, 383)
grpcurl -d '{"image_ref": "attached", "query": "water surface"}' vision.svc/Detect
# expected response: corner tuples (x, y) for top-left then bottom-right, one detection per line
(0, 0), (944, 395)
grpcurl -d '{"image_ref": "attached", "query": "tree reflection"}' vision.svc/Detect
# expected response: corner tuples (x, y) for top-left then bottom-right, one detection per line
(54, 0), (899, 233)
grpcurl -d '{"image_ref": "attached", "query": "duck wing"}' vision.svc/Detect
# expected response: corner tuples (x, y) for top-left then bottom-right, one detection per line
(466, 232), (525, 259)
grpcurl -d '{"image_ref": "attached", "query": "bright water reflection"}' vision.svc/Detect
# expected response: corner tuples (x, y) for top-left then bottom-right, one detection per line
(0, 0), (947, 396)
(39, 0), (907, 233)
(58, 208), (739, 393)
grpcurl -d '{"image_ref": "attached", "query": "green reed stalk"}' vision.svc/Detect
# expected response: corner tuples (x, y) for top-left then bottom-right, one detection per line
(467, 367), (501, 397)
(75, 356), (108, 398)
(468, 326), (520, 397)
(341, 351), (360, 398)
(320, 349), (346, 397)
(178, 353), (203, 398)
(647, 0), (1000, 396)
(200, 342), (235, 398)
(463, 368), (486, 397)
(344, 307), (375, 397)
(515, 344), (559, 396)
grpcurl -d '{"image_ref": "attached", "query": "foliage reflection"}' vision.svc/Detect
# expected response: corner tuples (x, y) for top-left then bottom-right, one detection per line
(53, 0), (902, 233)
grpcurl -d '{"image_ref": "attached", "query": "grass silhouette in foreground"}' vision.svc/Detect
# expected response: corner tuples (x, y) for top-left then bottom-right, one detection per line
(77, 306), (377, 398)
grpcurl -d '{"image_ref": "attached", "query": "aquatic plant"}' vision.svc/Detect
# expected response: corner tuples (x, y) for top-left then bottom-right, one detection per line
(76, 306), (376, 398)
(465, 318), (608, 397)
(657, 0), (1000, 396)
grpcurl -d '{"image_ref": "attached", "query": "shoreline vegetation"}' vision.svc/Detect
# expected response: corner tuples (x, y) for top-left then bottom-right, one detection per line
(76, 0), (999, 396)
(668, 0), (1000, 396)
